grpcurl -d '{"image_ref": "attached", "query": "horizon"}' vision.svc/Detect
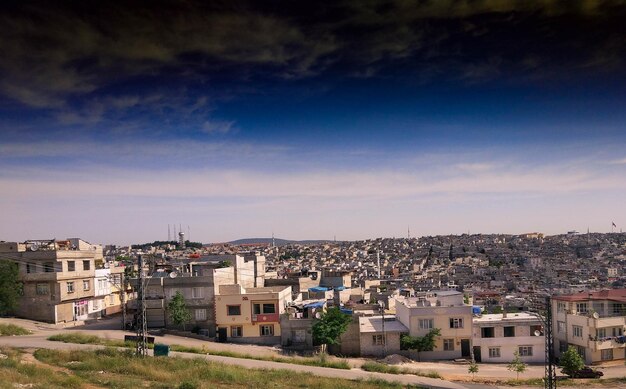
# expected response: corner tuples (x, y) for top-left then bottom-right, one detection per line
(1, 1), (625, 245)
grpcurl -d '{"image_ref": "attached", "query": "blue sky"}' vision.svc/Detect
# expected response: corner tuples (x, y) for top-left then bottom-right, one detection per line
(1, 1), (625, 244)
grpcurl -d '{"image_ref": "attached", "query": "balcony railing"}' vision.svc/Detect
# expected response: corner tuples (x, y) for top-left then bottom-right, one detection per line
(252, 313), (280, 323)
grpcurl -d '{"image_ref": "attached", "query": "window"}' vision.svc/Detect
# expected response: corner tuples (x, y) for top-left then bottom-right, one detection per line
(601, 349), (613, 361)
(231, 326), (243, 337)
(294, 329), (306, 343)
(612, 303), (624, 314)
(68, 261), (75, 272)
(612, 327), (623, 337)
(504, 326), (515, 337)
(443, 339), (454, 351)
(195, 309), (206, 321)
(419, 319), (434, 330)
(557, 321), (565, 333)
(372, 334), (385, 345)
(227, 305), (241, 316)
(260, 325), (274, 336)
(262, 303), (276, 314)
(36, 283), (49, 295)
(83, 280), (90, 291)
(481, 327), (495, 338)
(449, 318), (464, 328)
(518, 346), (533, 357)
(26, 263), (34, 273)
(576, 303), (588, 314)
(93, 300), (99, 310)
(596, 328), (606, 338)
(83, 260), (90, 271)
(488, 347), (501, 358)
(559, 341), (568, 353)
(191, 287), (203, 299)
(44, 262), (54, 272)
(572, 325), (583, 338)
(557, 302), (566, 313)
(67, 282), (74, 293)
(576, 345), (586, 359)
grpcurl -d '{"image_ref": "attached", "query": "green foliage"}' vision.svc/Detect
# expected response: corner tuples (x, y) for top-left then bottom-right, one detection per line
(0, 323), (31, 336)
(468, 360), (479, 380)
(0, 260), (21, 315)
(217, 260), (232, 268)
(312, 307), (352, 348)
(507, 351), (527, 380)
(400, 328), (441, 361)
(559, 346), (585, 377)
(360, 362), (442, 379)
(168, 291), (192, 330)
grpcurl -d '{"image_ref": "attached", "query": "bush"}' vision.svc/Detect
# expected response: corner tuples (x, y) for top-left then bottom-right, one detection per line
(0, 324), (31, 336)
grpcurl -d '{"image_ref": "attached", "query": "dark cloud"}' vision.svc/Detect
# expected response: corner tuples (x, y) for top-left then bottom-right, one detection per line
(0, 0), (624, 114)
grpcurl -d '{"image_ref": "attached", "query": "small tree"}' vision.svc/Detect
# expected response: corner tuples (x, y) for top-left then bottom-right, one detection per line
(560, 346), (585, 377)
(468, 360), (479, 380)
(507, 351), (527, 380)
(0, 261), (22, 316)
(168, 291), (192, 330)
(400, 328), (441, 361)
(312, 307), (352, 353)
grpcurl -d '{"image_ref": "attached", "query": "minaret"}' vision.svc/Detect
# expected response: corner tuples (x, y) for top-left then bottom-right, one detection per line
(377, 250), (381, 279)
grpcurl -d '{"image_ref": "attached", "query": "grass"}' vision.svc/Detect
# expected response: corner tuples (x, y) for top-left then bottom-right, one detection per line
(26, 347), (420, 389)
(361, 361), (441, 379)
(0, 323), (31, 336)
(48, 332), (351, 370)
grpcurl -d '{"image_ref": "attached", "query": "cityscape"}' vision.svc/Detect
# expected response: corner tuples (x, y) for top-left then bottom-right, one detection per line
(1, 1), (626, 389)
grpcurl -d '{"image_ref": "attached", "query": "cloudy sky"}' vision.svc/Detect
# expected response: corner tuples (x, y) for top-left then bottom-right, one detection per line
(1, 0), (625, 245)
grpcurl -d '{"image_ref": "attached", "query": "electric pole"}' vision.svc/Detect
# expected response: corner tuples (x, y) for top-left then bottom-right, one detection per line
(135, 254), (148, 356)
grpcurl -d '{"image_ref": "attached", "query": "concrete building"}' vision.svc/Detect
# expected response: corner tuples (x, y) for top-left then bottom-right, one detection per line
(215, 284), (292, 345)
(358, 315), (408, 357)
(0, 239), (102, 323)
(395, 290), (473, 360)
(553, 289), (626, 364)
(472, 312), (545, 363)
(280, 300), (325, 350)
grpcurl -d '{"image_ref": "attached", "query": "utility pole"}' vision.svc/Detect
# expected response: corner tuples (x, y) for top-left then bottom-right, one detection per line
(135, 255), (148, 357)
(544, 296), (556, 389)
(379, 300), (386, 357)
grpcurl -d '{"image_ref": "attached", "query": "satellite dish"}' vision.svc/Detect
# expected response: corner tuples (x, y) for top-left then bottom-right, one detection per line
(30, 244), (39, 251)
(534, 330), (542, 336)
(169, 272), (178, 278)
(315, 312), (322, 319)
(592, 312), (599, 319)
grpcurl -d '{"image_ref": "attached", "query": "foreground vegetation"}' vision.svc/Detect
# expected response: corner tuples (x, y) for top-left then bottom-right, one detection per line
(0, 347), (425, 389)
(48, 333), (351, 369)
(361, 361), (441, 379)
(0, 324), (31, 336)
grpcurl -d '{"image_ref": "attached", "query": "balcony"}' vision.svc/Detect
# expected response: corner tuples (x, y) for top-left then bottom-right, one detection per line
(252, 313), (280, 323)
(591, 336), (626, 350)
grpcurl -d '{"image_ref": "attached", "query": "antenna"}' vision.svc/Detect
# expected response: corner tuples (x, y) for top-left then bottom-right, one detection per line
(377, 250), (381, 279)
(168, 224), (171, 241)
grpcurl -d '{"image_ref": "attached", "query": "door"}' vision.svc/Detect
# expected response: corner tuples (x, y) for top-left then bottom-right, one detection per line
(461, 339), (471, 357)
(473, 346), (482, 362)
(217, 327), (228, 343)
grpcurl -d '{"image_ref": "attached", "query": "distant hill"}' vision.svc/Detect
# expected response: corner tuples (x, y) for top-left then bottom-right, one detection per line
(226, 238), (336, 246)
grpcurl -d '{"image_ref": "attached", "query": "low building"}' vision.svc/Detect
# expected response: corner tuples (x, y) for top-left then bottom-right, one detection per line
(552, 289), (626, 364)
(358, 315), (408, 357)
(215, 284), (292, 345)
(472, 312), (545, 363)
(280, 300), (325, 350)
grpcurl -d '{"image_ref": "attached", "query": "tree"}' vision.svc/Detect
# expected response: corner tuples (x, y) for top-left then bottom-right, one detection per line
(560, 346), (585, 377)
(468, 360), (479, 380)
(312, 307), (352, 353)
(507, 351), (527, 380)
(400, 328), (441, 361)
(0, 261), (21, 316)
(167, 291), (192, 330)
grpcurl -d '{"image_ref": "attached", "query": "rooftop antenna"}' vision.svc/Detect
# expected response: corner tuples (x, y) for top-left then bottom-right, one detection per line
(272, 232), (275, 248)
(173, 224), (177, 238)
(168, 224), (171, 242)
(377, 250), (381, 279)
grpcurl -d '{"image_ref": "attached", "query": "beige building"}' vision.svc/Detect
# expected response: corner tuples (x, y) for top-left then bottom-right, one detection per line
(358, 315), (408, 357)
(0, 239), (102, 323)
(215, 284), (292, 345)
(472, 312), (545, 363)
(553, 289), (626, 364)
(395, 291), (473, 360)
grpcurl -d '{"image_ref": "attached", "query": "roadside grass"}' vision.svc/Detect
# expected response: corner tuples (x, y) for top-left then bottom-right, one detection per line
(473, 377), (626, 387)
(361, 361), (441, 379)
(31, 347), (417, 389)
(0, 347), (82, 389)
(48, 332), (351, 369)
(0, 324), (31, 336)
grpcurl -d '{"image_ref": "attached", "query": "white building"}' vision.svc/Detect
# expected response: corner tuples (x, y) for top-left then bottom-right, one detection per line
(472, 312), (545, 363)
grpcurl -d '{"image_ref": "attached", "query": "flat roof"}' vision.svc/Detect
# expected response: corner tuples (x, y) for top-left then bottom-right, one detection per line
(552, 289), (626, 303)
(473, 312), (542, 323)
(359, 316), (409, 333)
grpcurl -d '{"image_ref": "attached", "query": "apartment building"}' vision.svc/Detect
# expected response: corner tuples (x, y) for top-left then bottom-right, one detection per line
(395, 290), (473, 360)
(472, 312), (545, 363)
(552, 289), (626, 364)
(215, 284), (292, 345)
(0, 239), (102, 323)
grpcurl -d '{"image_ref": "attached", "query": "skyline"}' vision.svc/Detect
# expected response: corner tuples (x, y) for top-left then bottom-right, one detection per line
(1, 1), (625, 245)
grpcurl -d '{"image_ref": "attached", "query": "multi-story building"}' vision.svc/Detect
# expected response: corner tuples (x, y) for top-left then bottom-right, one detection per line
(472, 312), (545, 363)
(552, 289), (626, 364)
(0, 239), (102, 323)
(395, 290), (473, 360)
(215, 284), (292, 345)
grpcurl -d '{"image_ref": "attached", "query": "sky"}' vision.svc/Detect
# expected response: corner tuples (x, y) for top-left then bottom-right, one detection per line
(1, 1), (625, 245)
